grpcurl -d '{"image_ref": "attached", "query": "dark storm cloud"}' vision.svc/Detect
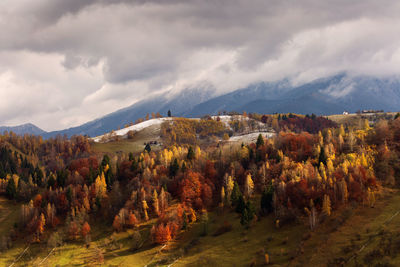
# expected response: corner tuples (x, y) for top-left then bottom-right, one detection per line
(0, 0), (399, 130)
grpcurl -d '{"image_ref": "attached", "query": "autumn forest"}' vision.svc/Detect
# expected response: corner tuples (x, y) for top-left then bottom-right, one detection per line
(1, 113), (400, 266)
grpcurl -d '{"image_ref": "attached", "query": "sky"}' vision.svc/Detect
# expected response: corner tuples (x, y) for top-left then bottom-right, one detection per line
(1, 0), (400, 131)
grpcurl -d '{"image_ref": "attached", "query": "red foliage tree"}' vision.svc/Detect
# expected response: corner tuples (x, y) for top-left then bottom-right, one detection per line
(179, 171), (202, 208)
(81, 221), (91, 238)
(112, 215), (122, 232)
(153, 224), (171, 244)
(33, 194), (42, 208)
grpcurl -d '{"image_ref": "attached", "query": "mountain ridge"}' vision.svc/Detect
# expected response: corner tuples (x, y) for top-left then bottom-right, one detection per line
(0, 123), (46, 136)
(5, 73), (400, 138)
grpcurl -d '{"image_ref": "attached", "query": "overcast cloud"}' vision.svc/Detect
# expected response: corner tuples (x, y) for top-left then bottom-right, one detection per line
(1, 0), (400, 131)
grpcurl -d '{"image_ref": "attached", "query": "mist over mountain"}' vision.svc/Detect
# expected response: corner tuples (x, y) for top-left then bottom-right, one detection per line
(7, 73), (398, 138)
(42, 86), (215, 138)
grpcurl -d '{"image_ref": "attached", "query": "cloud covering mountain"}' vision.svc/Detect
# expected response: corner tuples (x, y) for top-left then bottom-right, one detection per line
(1, 0), (400, 130)
(32, 73), (400, 138)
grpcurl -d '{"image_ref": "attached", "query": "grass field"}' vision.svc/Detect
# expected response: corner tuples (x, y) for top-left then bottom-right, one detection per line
(92, 124), (163, 154)
(0, 197), (20, 237)
(327, 112), (397, 127)
(2, 190), (400, 266)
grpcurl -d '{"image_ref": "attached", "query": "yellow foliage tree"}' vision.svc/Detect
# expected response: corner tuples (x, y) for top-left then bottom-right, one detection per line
(322, 194), (331, 216)
(244, 173), (254, 198)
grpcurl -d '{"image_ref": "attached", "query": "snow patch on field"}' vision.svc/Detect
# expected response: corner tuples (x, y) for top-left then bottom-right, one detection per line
(211, 115), (267, 130)
(92, 115), (274, 144)
(92, 118), (172, 142)
(229, 132), (275, 143)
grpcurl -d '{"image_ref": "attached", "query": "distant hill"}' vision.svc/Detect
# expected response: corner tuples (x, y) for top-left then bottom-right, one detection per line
(0, 123), (46, 136)
(42, 73), (400, 138)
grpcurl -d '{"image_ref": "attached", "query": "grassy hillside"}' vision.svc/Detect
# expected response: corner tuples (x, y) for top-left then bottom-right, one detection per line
(2, 190), (400, 266)
(92, 124), (163, 154)
(327, 112), (397, 127)
(0, 197), (20, 237)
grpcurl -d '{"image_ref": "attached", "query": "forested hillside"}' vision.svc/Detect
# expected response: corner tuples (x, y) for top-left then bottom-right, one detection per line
(1, 113), (400, 266)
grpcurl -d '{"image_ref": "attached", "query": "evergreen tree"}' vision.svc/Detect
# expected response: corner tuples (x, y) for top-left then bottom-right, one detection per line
(57, 170), (68, 188)
(187, 146), (195, 160)
(6, 178), (17, 199)
(169, 158), (179, 177)
(131, 159), (138, 172)
(181, 161), (187, 173)
(256, 134), (265, 148)
(235, 194), (245, 214)
(318, 146), (327, 166)
(167, 110), (172, 117)
(182, 212), (188, 230)
(47, 175), (56, 189)
(231, 182), (242, 207)
(240, 207), (249, 226)
(241, 201), (255, 227)
(144, 143), (151, 153)
(101, 155), (111, 168)
(246, 201), (255, 222)
(261, 184), (274, 215)
(88, 167), (96, 185)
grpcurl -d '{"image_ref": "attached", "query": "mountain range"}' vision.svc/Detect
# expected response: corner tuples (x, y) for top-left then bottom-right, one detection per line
(0, 123), (46, 136)
(2, 73), (400, 138)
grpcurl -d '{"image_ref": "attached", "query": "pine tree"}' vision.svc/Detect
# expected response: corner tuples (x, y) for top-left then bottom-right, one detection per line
(318, 146), (327, 166)
(144, 143), (151, 153)
(256, 134), (265, 148)
(235, 194), (245, 214)
(261, 184), (274, 215)
(240, 207), (249, 226)
(187, 146), (195, 160)
(241, 201), (255, 228)
(231, 182), (242, 207)
(6, 178), (17, 199)
(131, 158), (138, 172)
(169, 158), (179, 177)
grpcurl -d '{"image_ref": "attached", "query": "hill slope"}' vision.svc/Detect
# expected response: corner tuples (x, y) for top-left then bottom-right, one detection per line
(44, 87), (214, 138)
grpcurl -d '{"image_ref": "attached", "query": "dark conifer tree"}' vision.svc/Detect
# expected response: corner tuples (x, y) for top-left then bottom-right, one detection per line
(187, 146), (195, 160)
(256, 134), (265, 148)
(231, 182), (242, 207)
(169, 158), (180, 177)
(144, 143), (151, 153)
(6, 178), (17, 199)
